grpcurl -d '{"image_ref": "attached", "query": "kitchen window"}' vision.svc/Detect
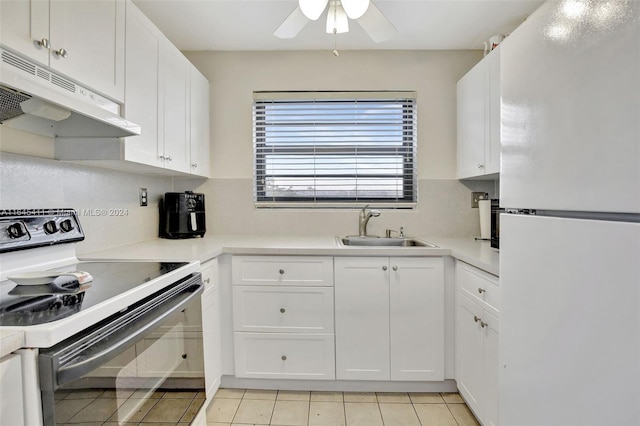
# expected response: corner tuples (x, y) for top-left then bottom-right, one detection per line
(253, 91), (417, 208)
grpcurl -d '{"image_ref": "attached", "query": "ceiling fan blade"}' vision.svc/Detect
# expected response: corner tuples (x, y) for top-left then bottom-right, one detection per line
(274, 6), (310, 39)
(356, 1), (396, 43)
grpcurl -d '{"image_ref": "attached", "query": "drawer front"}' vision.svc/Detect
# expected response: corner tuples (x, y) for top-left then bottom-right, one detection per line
(233, 286), (334, 333)
(201, 258), (219, 292)
(232, 256), (334, 287)
(457, 261), (500, 314)
(234, 332), (335, 380)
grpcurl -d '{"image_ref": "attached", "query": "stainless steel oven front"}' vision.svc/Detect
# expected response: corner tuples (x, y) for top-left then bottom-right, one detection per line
(38, 273), (204, 426)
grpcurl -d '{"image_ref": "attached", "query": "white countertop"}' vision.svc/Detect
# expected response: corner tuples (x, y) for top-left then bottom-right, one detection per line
(80, 235), (499, 276)
(0, 329), (24, 358)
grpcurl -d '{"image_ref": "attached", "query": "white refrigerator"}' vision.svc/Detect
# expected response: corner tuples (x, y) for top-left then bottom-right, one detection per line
(498, 1), (640, 425)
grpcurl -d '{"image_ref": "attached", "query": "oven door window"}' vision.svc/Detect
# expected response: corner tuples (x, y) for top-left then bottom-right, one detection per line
(39, 278), (204, 426)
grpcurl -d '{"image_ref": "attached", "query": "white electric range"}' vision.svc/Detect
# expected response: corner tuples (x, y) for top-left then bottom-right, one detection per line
(0, 209), (203, 426)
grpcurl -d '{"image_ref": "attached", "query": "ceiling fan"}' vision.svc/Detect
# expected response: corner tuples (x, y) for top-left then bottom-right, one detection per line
(274, 0), (397, 43)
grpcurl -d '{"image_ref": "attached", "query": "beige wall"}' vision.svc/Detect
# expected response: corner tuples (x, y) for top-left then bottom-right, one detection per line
(178, 50), (496, 238)
(185, 50), (483, 180)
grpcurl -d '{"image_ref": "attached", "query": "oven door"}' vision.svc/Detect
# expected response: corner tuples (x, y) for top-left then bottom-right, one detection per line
(38, 273), (204, 426)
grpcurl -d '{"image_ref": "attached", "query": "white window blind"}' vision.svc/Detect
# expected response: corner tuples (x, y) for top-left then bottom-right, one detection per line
(253, 91), (417, 208)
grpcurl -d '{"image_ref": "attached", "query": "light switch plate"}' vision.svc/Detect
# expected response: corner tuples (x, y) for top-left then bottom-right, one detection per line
(472, 192), (489, 208)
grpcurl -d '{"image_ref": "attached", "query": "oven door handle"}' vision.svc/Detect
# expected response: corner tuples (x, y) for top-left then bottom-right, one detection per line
(54, 284), (202, 387)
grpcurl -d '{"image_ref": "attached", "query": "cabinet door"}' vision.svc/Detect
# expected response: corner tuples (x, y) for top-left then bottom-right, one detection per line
(456, 60), (486, 179)
(486, 47), (501, 175)
(136, 335), (204, 378)
(0, 354), (25, 425)
(201, 260), (221, 396)
(483, 311), (499, 426)
(335, 257), (390, 380)
(122, 2), (162, 168)
(0, 0), (49, 65)
(390, 257), (444, 381)
(456, 292), (484, 419)
(189, 66), (211, 177)
(49, 0), (125, 102)
(159, 42), (189, 173)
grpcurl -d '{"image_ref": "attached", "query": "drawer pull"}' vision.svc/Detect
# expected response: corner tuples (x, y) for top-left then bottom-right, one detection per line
(182, 354), (188, 359)
(474, 315), (481, 323)
(279, 269), (285, 275)
(204, 278), (211, 284)
(280, 308), (286, 313)
(382, 266), (388, 271)
(480, 321), (488, 328)
(281, 355), (287, 361)
(478, 288), (486, 294)
(392, 266), (398, 271)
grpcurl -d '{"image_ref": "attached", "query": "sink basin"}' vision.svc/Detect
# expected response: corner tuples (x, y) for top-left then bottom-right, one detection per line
(338, 236), (438, 248)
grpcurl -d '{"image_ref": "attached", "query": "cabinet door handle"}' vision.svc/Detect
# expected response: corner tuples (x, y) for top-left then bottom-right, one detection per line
(281, 355), (287, 361)
(382, 266), (388, 271)
(54, 48), (68, 58)
(477, 163), (485, 169)
(181, 354), (187, 359)
(280, 308), (286, 313)
(166, 155), (173, 161)
(204, 278), (211, 284)
(480, 321), (488, 328)
(474, 315), (481, 323)
(392, 266), (398, 271)
(191, 162), (198, 168)
(478, 288), (486, 294)
(36, 38), (50, 49)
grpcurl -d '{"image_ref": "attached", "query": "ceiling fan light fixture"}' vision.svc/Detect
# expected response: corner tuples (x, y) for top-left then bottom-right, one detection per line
(341, 0), (370, 19)
(299, 0), (329, 20)
(326, 1), (349, 34)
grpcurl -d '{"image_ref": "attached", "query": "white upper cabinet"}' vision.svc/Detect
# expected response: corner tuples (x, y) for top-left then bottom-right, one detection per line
(121, 2), (161, 168)
(457, 47), (501, 180)
(159, 42), (190, 173)
(0, 0), (125, 102)
(189, 67), (211, 177)
(54, 1), (210, 177)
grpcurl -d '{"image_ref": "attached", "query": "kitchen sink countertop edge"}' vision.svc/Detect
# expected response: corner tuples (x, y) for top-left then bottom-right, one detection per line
(79, 235), (499, 276)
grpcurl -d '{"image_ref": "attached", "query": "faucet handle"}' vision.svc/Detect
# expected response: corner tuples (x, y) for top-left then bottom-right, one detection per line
(385, 229), (397, 238)
(399, 226), (405, 238)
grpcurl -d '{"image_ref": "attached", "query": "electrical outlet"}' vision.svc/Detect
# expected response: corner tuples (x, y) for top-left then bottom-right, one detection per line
(472, 192), (489, 208)
(139, 188), (148, 207)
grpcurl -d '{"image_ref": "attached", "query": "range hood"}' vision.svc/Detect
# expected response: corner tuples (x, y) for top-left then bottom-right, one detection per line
(0, 48), (140, 138)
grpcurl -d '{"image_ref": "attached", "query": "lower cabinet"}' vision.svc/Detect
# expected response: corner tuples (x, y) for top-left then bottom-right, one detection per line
(231, 256), (335, 380)
(0, 353), (25, 425)
(334, 256), (445, 381)
(234, 333), (335, 380)
(455, 261), (500, 426)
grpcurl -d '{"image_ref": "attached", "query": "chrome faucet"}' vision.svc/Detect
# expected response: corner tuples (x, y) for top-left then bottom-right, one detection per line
(358, 205), (381, 237)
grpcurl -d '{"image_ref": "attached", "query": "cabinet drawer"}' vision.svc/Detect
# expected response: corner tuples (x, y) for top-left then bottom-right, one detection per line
(233, 286), (334, 333)
(232, 256), (333, 287)
(234, 332), (335, 380)
(457, 261), (500, 314)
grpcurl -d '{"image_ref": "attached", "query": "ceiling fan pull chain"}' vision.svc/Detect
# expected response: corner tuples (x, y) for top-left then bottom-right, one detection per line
(333, 28), (340, 56)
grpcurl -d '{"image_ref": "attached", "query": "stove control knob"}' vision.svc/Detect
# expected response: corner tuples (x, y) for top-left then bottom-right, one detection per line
(7, 223), (26, 239)
(60, 219), (74, 233)
(44, 220), (58, 234)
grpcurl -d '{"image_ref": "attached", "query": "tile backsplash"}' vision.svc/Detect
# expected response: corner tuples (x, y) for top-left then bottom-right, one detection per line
(0, 152), (173, 254)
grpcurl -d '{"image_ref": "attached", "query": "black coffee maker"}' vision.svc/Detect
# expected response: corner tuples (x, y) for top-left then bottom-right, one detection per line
(160, 191), (206, 239)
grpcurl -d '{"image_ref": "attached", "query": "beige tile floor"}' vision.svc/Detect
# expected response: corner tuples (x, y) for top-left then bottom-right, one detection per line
(206, 388), (480, 426)
(53, 388), (205, 425)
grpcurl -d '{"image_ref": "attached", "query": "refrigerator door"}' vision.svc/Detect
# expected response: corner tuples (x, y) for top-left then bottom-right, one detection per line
(500, 214), (640, 425)
(500, 1), (640, 213)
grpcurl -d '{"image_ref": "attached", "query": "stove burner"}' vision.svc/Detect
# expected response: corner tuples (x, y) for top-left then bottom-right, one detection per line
(0, 291), (86, 326)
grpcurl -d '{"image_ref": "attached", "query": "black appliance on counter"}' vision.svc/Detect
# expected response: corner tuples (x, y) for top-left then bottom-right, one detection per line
(490, 199), (503, 249)
(160, 191), (206, 239)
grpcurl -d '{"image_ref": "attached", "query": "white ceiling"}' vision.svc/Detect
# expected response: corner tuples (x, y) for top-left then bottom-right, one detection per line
(132, 0), (544, 51)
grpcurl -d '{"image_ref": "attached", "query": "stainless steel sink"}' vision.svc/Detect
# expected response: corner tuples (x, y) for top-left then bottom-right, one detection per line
(338, 236), (438, 248)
